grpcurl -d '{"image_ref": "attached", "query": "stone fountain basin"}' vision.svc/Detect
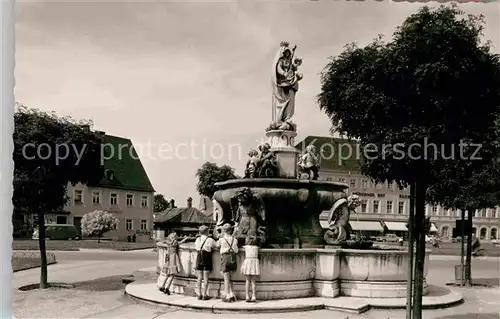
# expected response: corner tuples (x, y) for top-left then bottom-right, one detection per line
(158, 243), (430, 300)
(213, 178), (349, 210)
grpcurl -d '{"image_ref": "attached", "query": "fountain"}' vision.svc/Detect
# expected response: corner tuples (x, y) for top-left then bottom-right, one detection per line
(152, 41), (431, 301)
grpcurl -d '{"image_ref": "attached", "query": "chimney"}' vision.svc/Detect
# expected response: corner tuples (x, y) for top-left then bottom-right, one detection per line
(187, 197), (193, 209)
(170, 199), (175, 208)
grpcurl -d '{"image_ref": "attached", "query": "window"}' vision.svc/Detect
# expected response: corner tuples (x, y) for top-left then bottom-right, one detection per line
(141, 195), (149, 208)
(387, 182), (393, 190)
(481, 209), (488, 217)
(361, 200), (367, 213)
(140, 219), (148, 231)
(110, 193), (118, 206)
(92, 190), (100, 204)
(373, 200), (380, 213)
(494, 208), (499, 219)
(398, 201), (405, 214)
(349, 179), (356, 188)
(126, 194), (134, 207)
(126, 219), (133, 230)
(375, 182), (383, 189)
(56, 216), (68, 224)
(386, 200), (393, 214)
(74, 189), (83, 205)
(432, 205), (438, 214)
(105, 169), (114, 181)
(362, 179), (368, 189)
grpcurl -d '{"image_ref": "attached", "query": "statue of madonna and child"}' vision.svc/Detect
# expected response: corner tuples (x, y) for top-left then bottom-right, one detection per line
(268, 41), (303, 132)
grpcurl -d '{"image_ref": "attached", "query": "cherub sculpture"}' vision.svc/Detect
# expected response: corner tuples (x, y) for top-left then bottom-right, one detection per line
(298, 145), (320, 180)
(212, 199), (225, 239)
(256, 143), (278, 178)
(244, 149), (260, 178)
(230, 188), (267, 245)
(324, 195), (361, 245)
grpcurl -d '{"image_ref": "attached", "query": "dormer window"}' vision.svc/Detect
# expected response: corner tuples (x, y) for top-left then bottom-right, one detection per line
(105, 169), (114, 181)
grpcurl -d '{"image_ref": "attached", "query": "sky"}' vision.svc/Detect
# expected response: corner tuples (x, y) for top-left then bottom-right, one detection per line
(15, 0), (499, 207)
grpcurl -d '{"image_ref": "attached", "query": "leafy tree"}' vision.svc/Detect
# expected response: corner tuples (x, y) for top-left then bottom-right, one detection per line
(427, 153), (500, 286)
(13, 104), (103, 288)
(196, 162), (238, 198)
(154, 194), (170, 212)
(81, 210), (119, 243)
(317, 5), (500, 318)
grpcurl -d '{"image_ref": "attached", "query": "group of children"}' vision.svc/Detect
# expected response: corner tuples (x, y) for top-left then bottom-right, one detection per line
(157, 223), (260, 303)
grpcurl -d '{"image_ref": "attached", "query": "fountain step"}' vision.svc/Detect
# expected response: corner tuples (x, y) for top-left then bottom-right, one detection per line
(125, 282), (463, 314)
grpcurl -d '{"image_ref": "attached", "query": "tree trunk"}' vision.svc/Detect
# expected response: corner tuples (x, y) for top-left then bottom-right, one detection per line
(406, 182), (415, 319)
(412, 181), (427, 319)
(97, 234), (101, 244)
(460, 208), (465, 287)
(465, 210), (473, 286)
(38, 211), (48, 289)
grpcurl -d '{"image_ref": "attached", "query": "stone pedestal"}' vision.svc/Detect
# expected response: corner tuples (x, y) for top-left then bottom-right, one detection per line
(265, 130), (299, 178)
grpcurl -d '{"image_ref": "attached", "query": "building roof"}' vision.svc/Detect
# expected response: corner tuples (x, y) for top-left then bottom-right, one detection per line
(295, 135), (362, 173)
(154, 206), (214, 224)
(91, 134), (155, 192)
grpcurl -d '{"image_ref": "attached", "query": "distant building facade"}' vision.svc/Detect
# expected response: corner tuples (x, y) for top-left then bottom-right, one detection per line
(25, 133), (155, 241)
(296, 136), (500, 241)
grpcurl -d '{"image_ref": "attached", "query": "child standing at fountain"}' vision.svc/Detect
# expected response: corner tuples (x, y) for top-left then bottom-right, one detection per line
(195, 225), (216, 300)
(217, 223), (239, 302)
(158, 231), (188, 295)
(241, 235), (260, 302)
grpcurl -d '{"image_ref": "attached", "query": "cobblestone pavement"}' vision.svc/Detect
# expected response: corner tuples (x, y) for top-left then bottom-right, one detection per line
(11, 251), (500, 319)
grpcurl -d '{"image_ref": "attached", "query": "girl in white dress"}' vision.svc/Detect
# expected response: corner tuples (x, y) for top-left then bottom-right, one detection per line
(240, 236), (260, 302)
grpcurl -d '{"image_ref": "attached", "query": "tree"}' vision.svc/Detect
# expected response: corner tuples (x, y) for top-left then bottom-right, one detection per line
(427, 152), (500, 286)
(81, 210), (119, 243)
(317, 5), (500, 318)
(196, 162), (239, 198)
(13, 104), (103, 288)
(154, 194), (170, 212)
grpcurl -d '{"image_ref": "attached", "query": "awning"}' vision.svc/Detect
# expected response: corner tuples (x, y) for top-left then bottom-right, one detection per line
(430, 223), (438, 233)
(349, 221), (384, 232)
(384, 221), (408, 232)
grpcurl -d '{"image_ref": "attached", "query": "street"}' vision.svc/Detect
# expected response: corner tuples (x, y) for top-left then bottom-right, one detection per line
(383, 241), (500, 257)
(11, 249), (500, 318)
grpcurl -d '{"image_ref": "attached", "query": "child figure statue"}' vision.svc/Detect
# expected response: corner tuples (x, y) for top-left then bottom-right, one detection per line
(256, 143), (278, 178)
(298, 145), (320, 180)
(244, 149), (260, 178)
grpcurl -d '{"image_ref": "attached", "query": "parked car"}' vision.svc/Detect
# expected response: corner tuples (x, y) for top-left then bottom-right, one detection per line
(375, 236), (384, 242)
(32, 224), (80, 240)
(492, 238), (500, 245)
(383, 234), (400, 242)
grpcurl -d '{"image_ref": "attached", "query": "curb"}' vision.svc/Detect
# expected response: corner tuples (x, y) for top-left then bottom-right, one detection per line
(125, 282), (463, 314)
(13, 261), (57, 273)
(12, 248), (80, 252)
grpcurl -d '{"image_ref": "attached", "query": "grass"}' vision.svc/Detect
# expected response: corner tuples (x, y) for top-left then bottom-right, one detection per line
(12, 239), (155, 251)
(12, 256), (57, 272)
(18, 275), (128, 292)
